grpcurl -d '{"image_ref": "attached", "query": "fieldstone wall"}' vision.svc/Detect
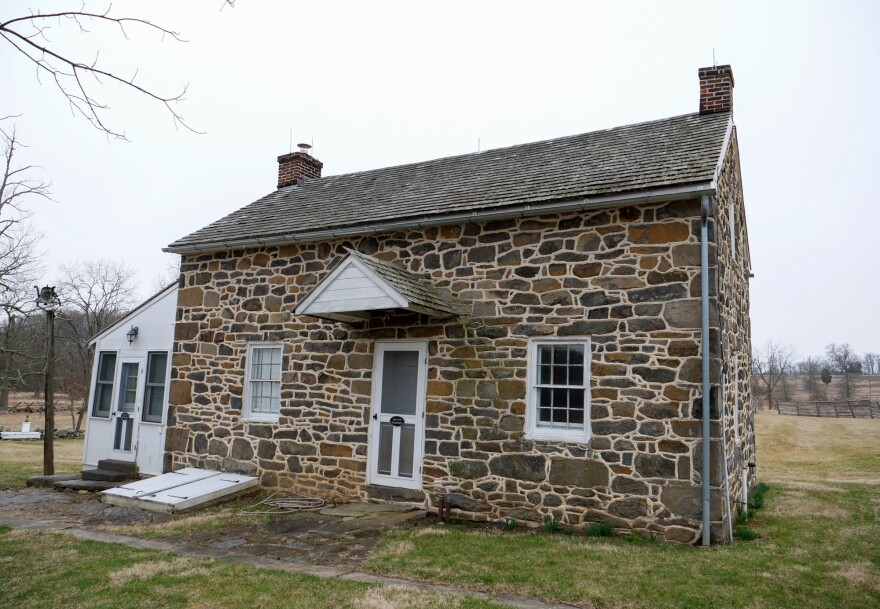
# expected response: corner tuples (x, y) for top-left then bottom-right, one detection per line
(714, 129), (756, 532)
(167, 192), (744, 543)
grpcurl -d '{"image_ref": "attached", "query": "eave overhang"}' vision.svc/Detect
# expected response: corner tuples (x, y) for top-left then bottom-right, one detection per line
(165, 182), (717, 255)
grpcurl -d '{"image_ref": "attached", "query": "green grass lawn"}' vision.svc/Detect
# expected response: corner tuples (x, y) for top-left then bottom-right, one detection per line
(364, 413), (880, 609)
(2, 415), (878, 608)
(0, 526), (502, 609)
(0, 438), (83, 488)
(366, 482), (879, 608)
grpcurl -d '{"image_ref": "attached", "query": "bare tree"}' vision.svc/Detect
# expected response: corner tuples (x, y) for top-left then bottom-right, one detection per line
(150, 253), (181, 293)
(56, 259), (137, 430)
(0, 124), (47, 408)
(797, 357), (823, 400)
(863, 353), (878, 376)
(752, 340), (796, 409)
(826, 343), (858, 399)
(0, 126), (46, 288)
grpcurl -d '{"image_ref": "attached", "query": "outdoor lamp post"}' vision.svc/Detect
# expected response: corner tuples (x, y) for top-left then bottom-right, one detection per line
(35, 285), (61, 475)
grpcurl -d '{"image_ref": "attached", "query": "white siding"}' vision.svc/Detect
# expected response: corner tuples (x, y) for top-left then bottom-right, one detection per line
(305, 263), (403, 314)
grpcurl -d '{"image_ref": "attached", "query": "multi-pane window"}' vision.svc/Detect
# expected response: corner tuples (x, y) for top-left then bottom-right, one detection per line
(142, 352), (168, 423)
(527, 340), (590, 441)
(92, 352), (117, 417)
(245, 344), (282, 420)
(118, 363), (138, 412)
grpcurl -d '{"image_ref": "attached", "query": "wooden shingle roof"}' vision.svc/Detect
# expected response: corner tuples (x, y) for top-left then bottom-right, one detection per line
(167, 112), (730, 252)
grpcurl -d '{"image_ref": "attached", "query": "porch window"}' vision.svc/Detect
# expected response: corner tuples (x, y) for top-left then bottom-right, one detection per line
(142, 352), (168, 423)
(526, 339), (591, 442)
(92, 351), (117, 418)
(244, 343), (282, 421)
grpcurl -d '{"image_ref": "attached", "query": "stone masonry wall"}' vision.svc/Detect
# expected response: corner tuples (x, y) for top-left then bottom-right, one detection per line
(714, 129), (755, 533)
(166, 197), (736, 544)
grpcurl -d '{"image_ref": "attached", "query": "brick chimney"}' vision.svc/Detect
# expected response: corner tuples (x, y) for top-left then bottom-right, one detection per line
(698, 65), (734, 115)
(277, 143), (323, 188)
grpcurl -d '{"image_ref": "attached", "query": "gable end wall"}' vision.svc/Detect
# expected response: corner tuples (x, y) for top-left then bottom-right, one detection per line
(713, 129), (755, 531)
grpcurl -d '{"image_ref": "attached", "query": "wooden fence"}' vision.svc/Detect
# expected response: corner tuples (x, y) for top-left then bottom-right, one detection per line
(777, 400), (880, 419)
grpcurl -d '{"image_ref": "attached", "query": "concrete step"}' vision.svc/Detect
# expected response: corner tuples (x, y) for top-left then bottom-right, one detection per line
(25, 474), (80, 488)
(54, 478), (124, 492)
(82, 468), (128, 482)
(96, 459), (138, 477)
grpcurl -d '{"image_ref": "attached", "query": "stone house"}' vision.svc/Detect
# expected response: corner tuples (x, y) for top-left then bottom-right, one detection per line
(164, 65), (753, 544)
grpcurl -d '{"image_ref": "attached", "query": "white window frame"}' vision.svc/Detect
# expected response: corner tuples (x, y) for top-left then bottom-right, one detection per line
(141, 351), (170, 424)
(91, 351), (118, 418)
(525, 337), (591, 443)
(243, 342), (283, 422)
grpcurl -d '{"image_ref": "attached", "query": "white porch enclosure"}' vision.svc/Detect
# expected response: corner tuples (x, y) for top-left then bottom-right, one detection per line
(82, 284), (177, 476)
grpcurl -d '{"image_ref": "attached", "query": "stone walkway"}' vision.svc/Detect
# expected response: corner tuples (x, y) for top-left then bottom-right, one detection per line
(0, 489), (581, 609)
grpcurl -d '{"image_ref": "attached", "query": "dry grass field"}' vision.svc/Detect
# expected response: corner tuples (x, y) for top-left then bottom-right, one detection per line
(757, 411), (880, 483)
(0, 439), (84, 488)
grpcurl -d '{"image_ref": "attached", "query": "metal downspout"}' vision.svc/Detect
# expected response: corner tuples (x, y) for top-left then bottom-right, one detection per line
(700, 195), (712, 547)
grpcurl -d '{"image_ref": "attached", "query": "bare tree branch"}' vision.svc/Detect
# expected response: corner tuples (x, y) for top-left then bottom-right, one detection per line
(0, 5), (218, 140)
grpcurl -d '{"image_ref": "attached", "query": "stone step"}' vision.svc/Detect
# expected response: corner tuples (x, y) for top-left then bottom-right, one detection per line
(96, 459), (138, 476)
(25, 474), (80, 488)
(81, 468), (129, 482)
(54, 478), (124, 492)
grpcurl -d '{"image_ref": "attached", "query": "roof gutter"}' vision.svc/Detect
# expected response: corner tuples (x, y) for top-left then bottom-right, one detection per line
(164, 181), (717, 255)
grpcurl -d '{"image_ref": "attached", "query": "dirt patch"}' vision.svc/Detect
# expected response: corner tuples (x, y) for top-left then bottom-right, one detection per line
(0, 488), (427, 569)
(108, 556), (217, 586)
(353, 586), (465, 609)
(832, 560), (880, 592)
(767, 490), (850, 520)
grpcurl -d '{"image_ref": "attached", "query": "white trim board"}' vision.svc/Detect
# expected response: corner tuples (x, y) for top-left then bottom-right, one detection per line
(0, 431), (41, 440)
(101, 468), (258, 513)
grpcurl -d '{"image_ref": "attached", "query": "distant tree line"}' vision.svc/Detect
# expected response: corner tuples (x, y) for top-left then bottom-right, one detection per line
(752, 340), (879, 408)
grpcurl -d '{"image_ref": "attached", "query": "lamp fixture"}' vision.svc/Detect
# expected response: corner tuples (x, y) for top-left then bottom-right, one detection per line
(126, 326), (139, 345)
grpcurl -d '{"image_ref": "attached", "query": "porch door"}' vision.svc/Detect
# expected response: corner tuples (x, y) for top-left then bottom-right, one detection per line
(113, 359), (143, 454)
(368, 342), (427, 490)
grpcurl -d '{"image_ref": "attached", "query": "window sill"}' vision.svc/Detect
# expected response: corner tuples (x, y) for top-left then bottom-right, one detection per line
(525, 430), (589, 444)
(241, 417), (280, 425)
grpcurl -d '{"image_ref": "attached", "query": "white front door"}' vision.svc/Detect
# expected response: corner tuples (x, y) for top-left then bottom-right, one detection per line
(112, 358), (144, 455)
(368, 341), (427, 490)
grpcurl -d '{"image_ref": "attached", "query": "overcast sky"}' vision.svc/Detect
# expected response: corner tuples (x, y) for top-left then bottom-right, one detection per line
(2, 0), (878, 358)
